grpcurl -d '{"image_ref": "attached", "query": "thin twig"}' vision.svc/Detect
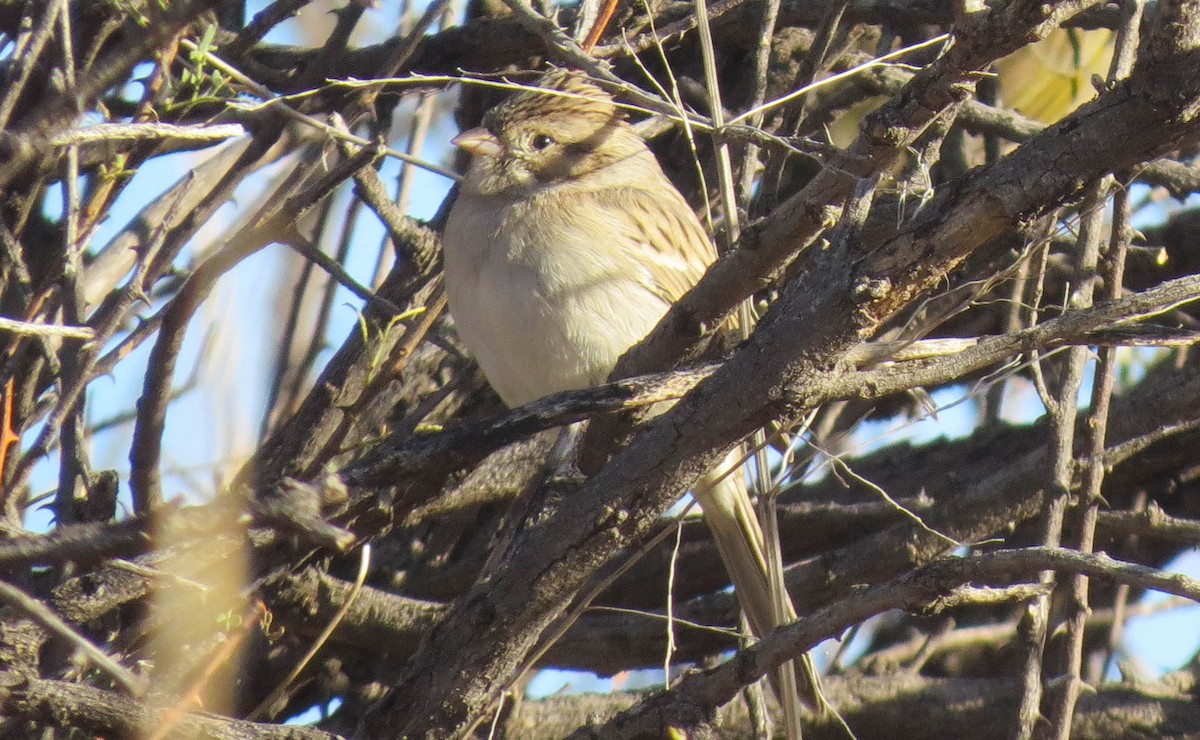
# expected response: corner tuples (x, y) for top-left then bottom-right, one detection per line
(249, 545), (372, 720)
(735, 0), (782, 203)
(1015, 185), (1111, 740)
(179, 38), (461, 182)
(54, 0), (92, 530)
(1046, 12), (1144, 732)
(0, 0), (61, 129)
(371, 0), (457, 288)
(0, 317), (94, 340)
(663, 521), (684, 687)
(580, 0), (619, 51)
(0, 579), (147, 696)
(728, 34), (951, 125)
(50, 122), (245, 145)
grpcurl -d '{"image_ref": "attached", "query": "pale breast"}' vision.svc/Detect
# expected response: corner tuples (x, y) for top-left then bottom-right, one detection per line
(443, 187), (673, 407)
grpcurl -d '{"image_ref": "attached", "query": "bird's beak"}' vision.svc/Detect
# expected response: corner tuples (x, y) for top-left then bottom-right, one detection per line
(452, 128), (502, 157)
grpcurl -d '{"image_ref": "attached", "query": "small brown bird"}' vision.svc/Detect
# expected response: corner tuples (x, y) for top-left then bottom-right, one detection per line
(442, 69), (824, 716)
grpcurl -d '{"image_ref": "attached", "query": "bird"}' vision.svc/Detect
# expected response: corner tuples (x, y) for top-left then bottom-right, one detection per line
(441, 68), (825, 719)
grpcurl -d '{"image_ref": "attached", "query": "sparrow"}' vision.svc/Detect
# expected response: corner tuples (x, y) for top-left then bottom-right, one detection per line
(441, 69), (824, 718)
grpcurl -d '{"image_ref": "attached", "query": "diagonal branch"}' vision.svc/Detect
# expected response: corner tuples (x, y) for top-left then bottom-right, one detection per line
(584, 547), (1200, 738)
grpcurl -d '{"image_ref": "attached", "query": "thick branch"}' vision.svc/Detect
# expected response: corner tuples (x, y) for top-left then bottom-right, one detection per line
(0, 675), (333, 739)
(587, 547), (1200, 737)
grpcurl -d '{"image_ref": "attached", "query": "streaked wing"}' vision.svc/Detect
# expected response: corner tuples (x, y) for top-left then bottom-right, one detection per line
(584, 186), (716, 305)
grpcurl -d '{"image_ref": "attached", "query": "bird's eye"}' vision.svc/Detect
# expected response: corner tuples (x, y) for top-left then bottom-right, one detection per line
(531, 134), (556, 151)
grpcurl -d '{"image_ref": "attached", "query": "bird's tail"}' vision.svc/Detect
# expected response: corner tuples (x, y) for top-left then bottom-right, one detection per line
(695, 456), (827, 720)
